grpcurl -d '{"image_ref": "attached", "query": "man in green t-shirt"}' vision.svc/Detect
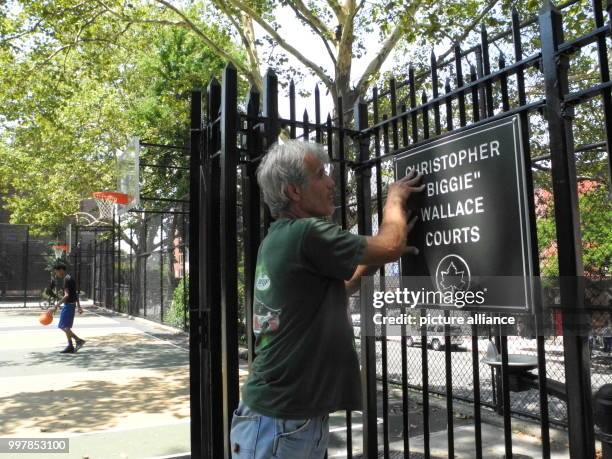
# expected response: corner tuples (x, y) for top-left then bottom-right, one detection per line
(231, 140), (423, 458)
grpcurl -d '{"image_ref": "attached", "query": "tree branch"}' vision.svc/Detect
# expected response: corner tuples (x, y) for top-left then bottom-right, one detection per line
(355, 0), (366, 15)
(0, 19), (44, 45)
(225, 0), (333, 87)
(335, 0), (357, 92)
(152, 0), (251, 76)
(326, 0), (343, 19)
(212, 0), (263, 89)
(286, 0), (336, 43)
(285, 1), (337, 66)
(354, 1), (422, 95)
(240, 13), (264, 91)
(436, 0), (500, 63)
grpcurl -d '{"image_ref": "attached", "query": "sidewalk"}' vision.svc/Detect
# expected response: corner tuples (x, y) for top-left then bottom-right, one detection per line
(238, 350), (573, 458)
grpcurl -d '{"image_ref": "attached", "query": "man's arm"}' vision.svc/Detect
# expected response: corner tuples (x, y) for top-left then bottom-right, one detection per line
(345, 169), (423, 295)
(345, 247), (418, 296)
(69, 277), (83, 313)
(359, 168), (423, 265)
(345, 264), (380, 296)
(54, 291), (69, 311)
(359, 172), (422, 265)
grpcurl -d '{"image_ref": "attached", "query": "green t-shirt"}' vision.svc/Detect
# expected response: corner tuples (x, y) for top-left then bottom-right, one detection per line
(242, 217), (367, 419)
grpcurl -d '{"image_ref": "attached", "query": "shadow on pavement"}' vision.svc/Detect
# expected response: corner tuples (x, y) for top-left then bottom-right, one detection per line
(18, 333), (189, 373)
(0, 366), (189, 435)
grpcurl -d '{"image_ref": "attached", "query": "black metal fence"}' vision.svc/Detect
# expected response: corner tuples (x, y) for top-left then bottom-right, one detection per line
(0, 223), (60, 304)
(119, 207), (189, 328)
(67, 224), (114, 308)
(69, 204), (190, 330)
(189, 0), (612, 457)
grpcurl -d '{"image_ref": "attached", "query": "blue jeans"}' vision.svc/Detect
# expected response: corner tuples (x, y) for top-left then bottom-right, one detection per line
(230, 401), (329, 459)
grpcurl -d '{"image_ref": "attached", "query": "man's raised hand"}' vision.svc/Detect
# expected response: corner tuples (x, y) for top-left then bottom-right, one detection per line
(387, 168), (425, 204)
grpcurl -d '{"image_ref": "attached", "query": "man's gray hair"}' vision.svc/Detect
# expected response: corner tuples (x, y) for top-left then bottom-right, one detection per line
(257, 140), (329, 217)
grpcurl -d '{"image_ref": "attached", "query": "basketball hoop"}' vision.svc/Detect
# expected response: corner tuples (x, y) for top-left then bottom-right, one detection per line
(92, 191), (129, 220)
(51, 244), (69, 259)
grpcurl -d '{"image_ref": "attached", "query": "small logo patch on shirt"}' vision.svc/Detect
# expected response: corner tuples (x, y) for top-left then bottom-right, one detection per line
(255, 273), (271, 291)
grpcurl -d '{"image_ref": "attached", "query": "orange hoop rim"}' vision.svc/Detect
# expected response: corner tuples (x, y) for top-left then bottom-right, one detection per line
(92, 191), (129, 205)
(51, 244), (69, 251)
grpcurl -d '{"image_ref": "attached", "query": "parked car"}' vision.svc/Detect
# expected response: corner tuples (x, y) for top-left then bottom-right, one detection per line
(351, 316), (464, 350)
(406, 325), (464, 351)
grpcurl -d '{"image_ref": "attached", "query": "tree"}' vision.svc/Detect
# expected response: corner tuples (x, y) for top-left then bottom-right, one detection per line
(0, 2), (232, 233)
(1, 2), (240, 313)
(2, 0), (525, 118)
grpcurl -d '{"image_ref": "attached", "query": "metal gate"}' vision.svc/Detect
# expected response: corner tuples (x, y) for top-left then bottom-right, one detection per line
(189, 1), (611, 457)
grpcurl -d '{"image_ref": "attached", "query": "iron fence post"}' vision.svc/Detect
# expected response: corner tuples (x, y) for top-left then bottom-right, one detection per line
(243, 89), (261, 366)
(23, 227), (29, 307)
(355, 100), (378, 458)
(159, 218), (163, 322)
(205, 78), (224, 458)
(262, 70), (278, 233)
(539, 2), (594, 457)
(220, 63), (240, 459)
(189, 89), (204, 459)
(594, 384), (612, 459)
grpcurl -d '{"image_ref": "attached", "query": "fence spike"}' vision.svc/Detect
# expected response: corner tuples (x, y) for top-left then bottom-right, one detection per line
(511, 6), (519, 20)
(246, 89), (260, 111)
(539, 0), (557, 14)
(470, 64), (477, 80)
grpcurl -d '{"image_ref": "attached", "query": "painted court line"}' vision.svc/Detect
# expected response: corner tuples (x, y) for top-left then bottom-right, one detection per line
(328, 417), (383, 434)
(85, 309), (123, 324)
(0, 326), (145, 336)
(66, 419), (190, 437)
(141, 331), (188, 351)
(148, 453), (190, 459)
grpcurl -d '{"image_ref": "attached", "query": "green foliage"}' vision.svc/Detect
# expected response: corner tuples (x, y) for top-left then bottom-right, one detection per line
(536, 183), (611, 278)
(117, 293), (130, 313)
(578, 184), (612, 277)
(166, 275), (188, 329)
(0, 1), (235, 234)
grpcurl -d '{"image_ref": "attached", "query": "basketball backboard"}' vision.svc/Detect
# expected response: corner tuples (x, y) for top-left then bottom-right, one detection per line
(117, 136), (140, 215)
(66, 223), (72, 253)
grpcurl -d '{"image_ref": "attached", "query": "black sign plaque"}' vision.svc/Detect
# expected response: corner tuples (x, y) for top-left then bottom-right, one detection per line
(394, 115), (534, 312)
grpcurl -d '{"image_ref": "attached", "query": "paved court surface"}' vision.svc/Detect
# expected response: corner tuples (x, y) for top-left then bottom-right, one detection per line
(0, 303), (576, 458)
(0, 303), (190, 458)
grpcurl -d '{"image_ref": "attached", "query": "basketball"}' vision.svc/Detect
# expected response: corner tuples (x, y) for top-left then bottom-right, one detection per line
(39, 310), (53, 326)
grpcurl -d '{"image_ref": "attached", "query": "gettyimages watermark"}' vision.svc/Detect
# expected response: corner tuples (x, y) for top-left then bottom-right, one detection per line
(373, 287), (486, 309)
(355, 276), (611, 337)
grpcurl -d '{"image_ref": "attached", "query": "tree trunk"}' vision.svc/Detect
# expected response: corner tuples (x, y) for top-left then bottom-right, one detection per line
(330, 82), (360, 228)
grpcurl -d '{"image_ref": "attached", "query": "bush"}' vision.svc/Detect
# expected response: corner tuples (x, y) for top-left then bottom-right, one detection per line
(166, 276), (188, 329)
(117, 294), (129, 313)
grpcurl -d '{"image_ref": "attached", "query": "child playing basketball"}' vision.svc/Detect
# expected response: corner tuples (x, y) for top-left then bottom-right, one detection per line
(51, 262), (86, 353)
